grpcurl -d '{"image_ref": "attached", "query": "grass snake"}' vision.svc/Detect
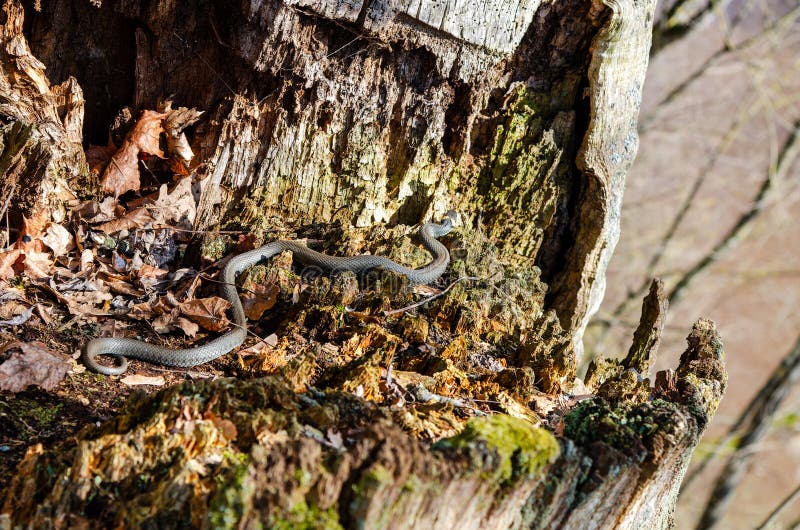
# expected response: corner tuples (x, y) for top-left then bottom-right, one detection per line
(83, 212), (457, 375)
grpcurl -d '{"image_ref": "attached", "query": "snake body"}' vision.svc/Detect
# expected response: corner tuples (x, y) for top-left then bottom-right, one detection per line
(83, 212), (456, 375)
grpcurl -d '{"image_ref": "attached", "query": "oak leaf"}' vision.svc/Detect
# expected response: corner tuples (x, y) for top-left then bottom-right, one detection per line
(101, 110), (167, 197)
(0, 341), (71, 392)
(41, 223), (74, 257)
(179, 296), (231, 332)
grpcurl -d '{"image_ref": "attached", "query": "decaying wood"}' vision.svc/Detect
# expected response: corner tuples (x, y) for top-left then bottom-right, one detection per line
(0, 0), (728, 528)
(1, 319), (725, 529)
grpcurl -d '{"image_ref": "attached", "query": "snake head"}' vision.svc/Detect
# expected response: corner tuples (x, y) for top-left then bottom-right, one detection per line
(441, 210), (461, 229)
(432, 210), (459, 237)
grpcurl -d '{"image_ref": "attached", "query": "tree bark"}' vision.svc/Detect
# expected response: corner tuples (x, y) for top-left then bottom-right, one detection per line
(0, 0), (729, 528)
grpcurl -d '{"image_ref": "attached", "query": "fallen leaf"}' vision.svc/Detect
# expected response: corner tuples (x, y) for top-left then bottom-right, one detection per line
(0, 306), (34, 326)
(241, 282), (279, 320)
(101, 110), (167, 197)
(0, 341), (72, 392)
(41, 223), (74, 257)
(106, 280), (145, 297)
(146, 176), (197, 228)
(0, 249), (23, 279)
(136, 263), (169, 280)
(163, 105), (203, 163)
(16, 209), (48, 251)
(179, 296), (231, 332)
(22, 250), (53, 280)
(95, 206), (154, 234)
(121, 374), (165, 386)
(174, 316), (200, 338)
(80, 249), (94, 271)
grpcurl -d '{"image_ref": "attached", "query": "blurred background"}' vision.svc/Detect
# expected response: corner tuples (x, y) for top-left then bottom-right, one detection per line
(584, 0), (800, 528)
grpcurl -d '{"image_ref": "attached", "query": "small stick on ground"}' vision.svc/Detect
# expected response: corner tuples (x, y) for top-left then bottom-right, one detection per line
(383, 276), (480, 317)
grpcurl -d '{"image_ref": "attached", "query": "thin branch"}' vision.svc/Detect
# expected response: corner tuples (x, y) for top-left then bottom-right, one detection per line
(754, 483), (800, 530)
(383, 276), (480, 317)
(669, 121), (800, 305)
(645, 4), (800, 130)
(591, 105), (753, 351)
(694, 335), (800, 530)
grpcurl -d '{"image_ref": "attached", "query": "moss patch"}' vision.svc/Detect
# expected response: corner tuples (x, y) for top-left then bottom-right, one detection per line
(437, 414), (560, 482)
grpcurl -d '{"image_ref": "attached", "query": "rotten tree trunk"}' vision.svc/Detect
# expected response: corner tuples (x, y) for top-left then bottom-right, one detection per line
(0, 0), (728, 528)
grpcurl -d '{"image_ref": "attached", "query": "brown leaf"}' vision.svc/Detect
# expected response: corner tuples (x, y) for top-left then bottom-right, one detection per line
(0, 341), (72, 392)
(16, 209), (48, 251)
(22, 250), (53, 280)
(121, 374), (165, 386)
(174, 316), (200, 338)
(106, 280), (145, 297)
(95, 206), (154, 234)
(0, 249), (23, 279)
(146, 176), (197, 228)
(128, 301), (155, 320)
(101, 110), (167, 197)
(85, 142), (116, 175)
(241, 282), (279, 320)
(179, 296), (231, 332)
(41, 223), (74, 257)
(137, 263), (170, 280)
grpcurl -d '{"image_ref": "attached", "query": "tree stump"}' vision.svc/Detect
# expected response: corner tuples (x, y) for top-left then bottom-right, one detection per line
(0, 1), (727, 528)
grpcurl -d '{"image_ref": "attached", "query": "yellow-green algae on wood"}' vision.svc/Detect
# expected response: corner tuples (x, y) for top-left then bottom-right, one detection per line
(436, 414), (560, 482)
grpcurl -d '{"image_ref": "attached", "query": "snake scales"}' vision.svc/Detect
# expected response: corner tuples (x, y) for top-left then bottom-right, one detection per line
(83, 212), (457, 375)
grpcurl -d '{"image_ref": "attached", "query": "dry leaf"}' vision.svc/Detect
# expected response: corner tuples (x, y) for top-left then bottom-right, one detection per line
(0, 341), (72, 392)
(121, 374), (165, 386)
(101, 110), (167, 197)
(22, 250), (53, 280)
(138, 263), (169, 279)
(0, 306), (34, 326)
(241, 282), (279, 320)
(163, 104), (203, 163)
(0, 249), (22, 279)
(147, 176), (197, 228)
(95, 206), (154, 234)
(80, 249), (94, 271)
(85, 142), (116, 175)
(16, 209), (48, 251)
(175, 316), (200, 338)
(179, 296), (231, 332)
(41, 223), (74, 257)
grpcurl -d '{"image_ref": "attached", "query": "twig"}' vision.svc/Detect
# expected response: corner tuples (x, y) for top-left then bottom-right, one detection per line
(668, 121), (799, 305)
(383, 276), (480, 316)
(694, 335), (800, 530)
(645, 5), (800, 129)
(754, 483), (800, 530)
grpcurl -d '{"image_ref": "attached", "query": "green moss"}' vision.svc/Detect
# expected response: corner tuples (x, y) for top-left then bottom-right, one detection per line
(564, 399), (685, 461)
(436, 414), (560, 482)
(207, 451), (253, 530)
(271, 500), (343, 530)
(16, 398), (62, 428)
(200, 234), (230, 261)
(683, 372), (723, 417)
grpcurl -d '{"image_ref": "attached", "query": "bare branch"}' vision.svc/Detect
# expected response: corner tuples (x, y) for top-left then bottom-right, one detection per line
(669, 121), (800, 305)
(693, 335), (800, 529)
(754, 483), (800, 530)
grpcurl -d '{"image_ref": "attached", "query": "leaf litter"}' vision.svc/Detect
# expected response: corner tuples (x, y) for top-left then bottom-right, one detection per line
(0, 106), (223, 393)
